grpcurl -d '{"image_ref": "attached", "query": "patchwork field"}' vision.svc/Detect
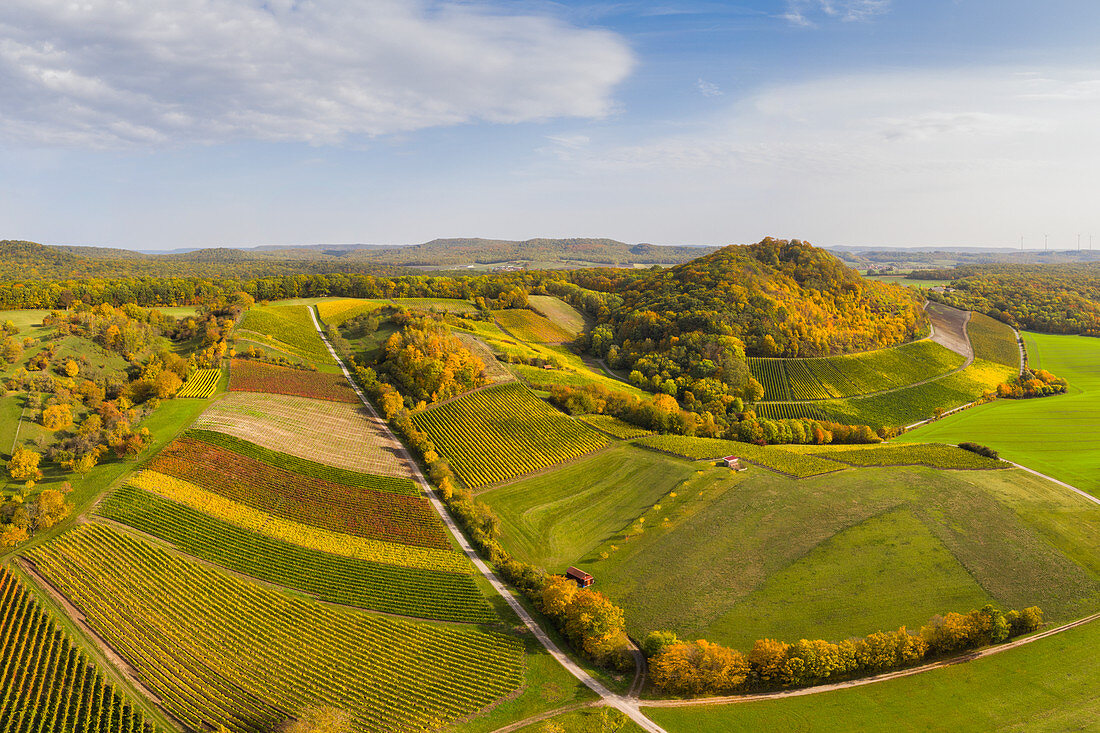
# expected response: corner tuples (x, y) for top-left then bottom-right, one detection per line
(147, 437), (449, 548)
(0, 566), (155, 733)
(645, 614), (1100, 731)
(909, 332), (1100, 498)
(229, 358), (359, 402)
(749, 339), (965, 402)
(29, 523), (524, 733)
(495, 308), (576, 343)
(410, 382), (609, 488)
(193, 392), (412, 478)
(98, 485), (491, 622)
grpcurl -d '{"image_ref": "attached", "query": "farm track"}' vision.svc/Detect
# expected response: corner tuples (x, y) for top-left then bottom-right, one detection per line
(307, 306), (669, 733)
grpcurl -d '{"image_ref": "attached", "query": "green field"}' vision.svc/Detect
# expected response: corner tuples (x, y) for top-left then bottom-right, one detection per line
(410, 383), (609, 488)
(502, 450), (1100, 650)
(237, 303), (337, 370)
(908, 332), (1100, 498)
(645, 615), (1100, 731)
(479, 444), (702, 569)
(634, 435), (846, 478)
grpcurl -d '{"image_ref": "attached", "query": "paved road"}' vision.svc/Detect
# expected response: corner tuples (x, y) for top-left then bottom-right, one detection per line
(307, 307), (667, 733)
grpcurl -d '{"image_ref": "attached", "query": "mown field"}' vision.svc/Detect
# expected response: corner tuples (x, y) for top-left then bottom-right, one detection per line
(410, 382), (609, 488)
(645, 614), (1100, 731)
(29, 523), (524, 733)
(493, 435), (1100, 650)
(909, 332), (1100, 499)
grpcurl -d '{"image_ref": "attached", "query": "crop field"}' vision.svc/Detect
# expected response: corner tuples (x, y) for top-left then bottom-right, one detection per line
(186, 429), (419, 495)
(193, 392), (412, 478)
(129, 471), (466, 572)
(0, 566), (154, 733)
(819, 358), (1017, 428)
(909, 332), (1100, 499)
(238, 304), (334, 367)
(645, 613), (1100, 731)
(812, 443), (1008, 470)
(588, 463), (1100, 649)
(578, 414), (653, 439)
(750, 339), (965, 402)
(98, 486), (490, 622)
(229, 358), (359, 403)
(391, 297), (477, 314)
(148, 437), (450, 548)
(527, 295), (587, 336)
(316, 298), (390, 325)
(634, 435), (846, 478)
(968, 312), (1021, 368)
(753, 402), (830, 421)
(29, 523), (524, 733)
(176, 368), (221, 398)
(411, 382), (608, 488)
(494, 308), (576, 343)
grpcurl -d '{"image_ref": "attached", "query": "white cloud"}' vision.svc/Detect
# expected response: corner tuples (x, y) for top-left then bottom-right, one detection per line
(0, 0), (635, 147)
(536, 67), (1100, 246)
(696, 79), (723, 97)
(783, 0), (890, 27)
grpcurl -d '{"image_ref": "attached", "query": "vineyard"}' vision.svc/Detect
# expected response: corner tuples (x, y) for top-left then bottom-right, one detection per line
(148, 437), (451, 548)
(494, 308), (575, 343)
(98, 486), (490, 622)
(527, 295), (587, 336)
(316, 299), (390, 326)
(818, 358), (1019, 428)
(129, 471), (466, 572)
(633, 435), (846, 478)
(750, 339), (966, 402)
(811, 443), (1009, 470)
(579, 414), (654, 439)
(968, 313), (1021, 368)
(237, 304), (333, 365)
(186, 429), (419, 496)
(391, 298), (477, 314)
(411, 382), (609, 488)
(0, 566), (155, 733)
(29, 523), (524, 733)
(176, 368), (221, 398)
(229, 358), (359, 403)
(193, 392), (412, 477)
(753, 402), (830, 421)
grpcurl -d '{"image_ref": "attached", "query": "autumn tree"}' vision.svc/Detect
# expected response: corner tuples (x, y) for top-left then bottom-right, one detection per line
(650, 640), (750, 695)
(7, 445), (42, 482)
(41, 404), (73, 431)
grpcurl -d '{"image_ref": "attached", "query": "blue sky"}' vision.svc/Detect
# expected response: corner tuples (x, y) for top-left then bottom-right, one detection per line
(3, 0), (1100, 250)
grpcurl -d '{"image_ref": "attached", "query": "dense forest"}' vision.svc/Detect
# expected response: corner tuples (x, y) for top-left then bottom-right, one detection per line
(922, 264), (1100, 335)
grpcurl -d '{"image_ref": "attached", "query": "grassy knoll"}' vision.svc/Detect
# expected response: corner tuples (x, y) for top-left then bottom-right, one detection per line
(908, 332), (1100, 497)
(479, 444), (704, 570)
(511, 707), (645, 732)
(518, 459), (1100, 649)
(528, 295), (588, 335)
(645, 616), (1100, 731)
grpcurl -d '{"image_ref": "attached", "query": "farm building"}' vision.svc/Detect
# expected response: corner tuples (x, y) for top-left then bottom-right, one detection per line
(721, 456), (742, 469)
(566, 566), (594, 588)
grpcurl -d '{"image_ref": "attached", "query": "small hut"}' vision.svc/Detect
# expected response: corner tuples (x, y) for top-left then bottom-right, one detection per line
(566, 566), (594, 588)
(722, 456), (742, 470)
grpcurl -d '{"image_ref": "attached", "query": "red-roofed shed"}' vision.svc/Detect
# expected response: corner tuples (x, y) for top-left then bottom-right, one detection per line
(566, 566), (594, 588)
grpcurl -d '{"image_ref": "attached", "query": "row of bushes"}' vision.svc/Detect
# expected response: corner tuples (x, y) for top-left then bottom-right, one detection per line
(645, 605), (1043, 696)
(997, 368), (1068, 399)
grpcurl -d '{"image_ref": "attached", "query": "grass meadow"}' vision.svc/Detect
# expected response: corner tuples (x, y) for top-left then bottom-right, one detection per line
(909, 332), (1100, 497)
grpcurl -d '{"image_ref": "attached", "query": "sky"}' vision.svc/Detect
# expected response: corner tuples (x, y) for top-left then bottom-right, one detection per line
(3, 0), (1100, 251)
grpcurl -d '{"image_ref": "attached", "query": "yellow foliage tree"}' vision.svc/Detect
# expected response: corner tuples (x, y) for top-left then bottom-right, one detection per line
(7, 445), (42, 482)
(650, 640), (750, 695)
(41, 404), (73, 431)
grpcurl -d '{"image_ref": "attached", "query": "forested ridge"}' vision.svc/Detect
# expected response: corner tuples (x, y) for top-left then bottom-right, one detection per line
(921, 263), (1100, 335)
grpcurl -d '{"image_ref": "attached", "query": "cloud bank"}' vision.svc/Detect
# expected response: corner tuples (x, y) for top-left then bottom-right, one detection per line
(0, 0), (634, 147)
